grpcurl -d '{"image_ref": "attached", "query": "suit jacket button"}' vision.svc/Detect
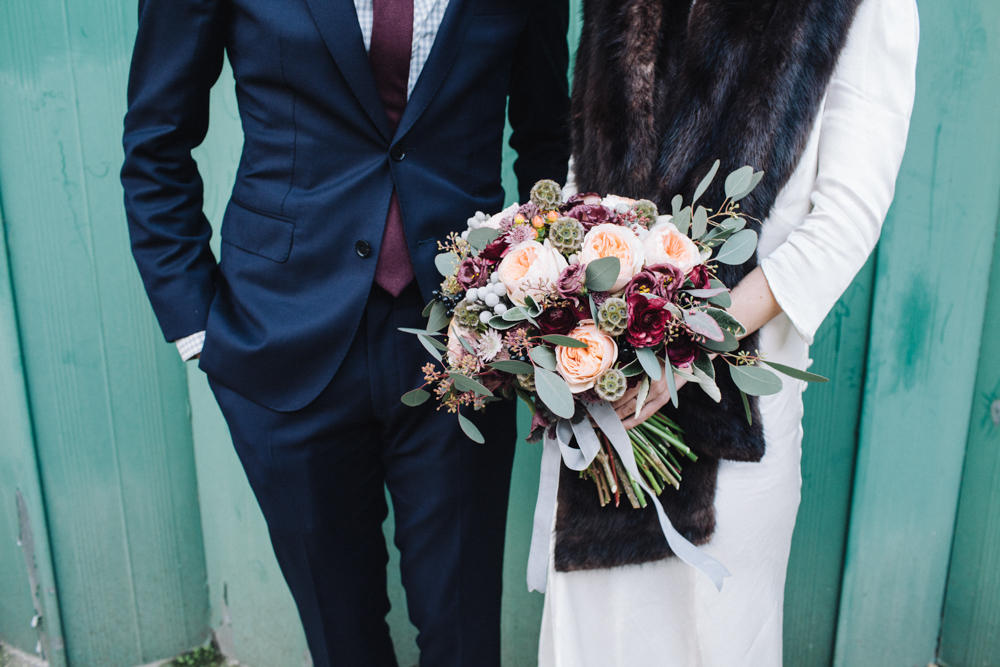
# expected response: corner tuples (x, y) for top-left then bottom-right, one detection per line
(390, 146), (406, 162)
(355, 240), (372, 258)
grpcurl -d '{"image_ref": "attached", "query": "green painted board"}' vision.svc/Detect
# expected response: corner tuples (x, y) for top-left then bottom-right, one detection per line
(0, 1), (210, 664)
(784, 259), (875, 666)
(0, 201), (66, 666)
(834, 1), (1000, 663)
(938, 225), (1000, 667)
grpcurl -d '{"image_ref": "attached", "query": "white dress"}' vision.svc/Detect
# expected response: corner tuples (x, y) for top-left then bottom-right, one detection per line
(539, 1), (919, 665)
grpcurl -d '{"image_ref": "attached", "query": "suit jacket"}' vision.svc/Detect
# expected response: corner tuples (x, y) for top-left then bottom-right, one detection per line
(122, 0), (570, 411)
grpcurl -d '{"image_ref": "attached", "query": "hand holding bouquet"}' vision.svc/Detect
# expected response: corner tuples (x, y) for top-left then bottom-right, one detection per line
(401, 162), (826, 589)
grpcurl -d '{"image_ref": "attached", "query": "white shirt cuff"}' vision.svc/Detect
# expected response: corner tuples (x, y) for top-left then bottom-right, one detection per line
(175, 330), (205, 361)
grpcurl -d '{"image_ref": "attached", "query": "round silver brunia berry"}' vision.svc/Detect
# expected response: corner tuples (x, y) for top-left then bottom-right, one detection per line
(479, 310), (493, 324)
(466, 287), (479, 301)
(493, 303), (508, 315)
(484, 292), (500, 308)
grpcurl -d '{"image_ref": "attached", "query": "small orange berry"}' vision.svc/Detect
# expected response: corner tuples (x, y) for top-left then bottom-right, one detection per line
(514, 214), (526, 224)
(531, 215), (545, 229)
(546, 211), (558, 222)
(531, 227), (539, 239)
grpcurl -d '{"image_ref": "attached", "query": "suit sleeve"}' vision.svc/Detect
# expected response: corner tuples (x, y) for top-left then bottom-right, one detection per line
(121, 0), (226, 342)
(507, 0), (572, 203)
(759, 0), (919, 344)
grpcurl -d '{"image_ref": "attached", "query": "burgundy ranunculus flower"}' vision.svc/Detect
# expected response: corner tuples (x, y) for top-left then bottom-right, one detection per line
(456, 256), (491, 289)
(666, 332), (699, 367)
(626, 293), (669, 348)
(687, 264), (712, 290)
(537, 304), (581, 335)
(565, 204), (612, 230)
(556, 263), (586, 297)
(478, 237), (510, 263)
(564, 295), (591, 320)
(562, 192), (602, 210)
(624, 263), (685, 301)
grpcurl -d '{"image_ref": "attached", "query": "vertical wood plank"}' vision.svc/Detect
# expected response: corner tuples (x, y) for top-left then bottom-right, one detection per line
(784, 260), (875, 666)
(938, 224), (1000, 667)
(0, 0), (210, 663)
(834, 1), (1000, 663)
(0, 201), (67, 666)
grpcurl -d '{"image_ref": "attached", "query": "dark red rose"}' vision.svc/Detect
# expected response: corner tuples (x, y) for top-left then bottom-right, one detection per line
(537, 304), (581, 335)
(556, 263), (586, 297)
(666, 332), (699, 367)
(624, 264), (685, 301)
(626, 294), (669, 348)
(687, 264), (712, 290)
(478, 237), (510, 263)
(564, 295), (591, 320)
(565, 204), (613, 230)
(456, 256), (491, 289)
(562, 192), (602, 210)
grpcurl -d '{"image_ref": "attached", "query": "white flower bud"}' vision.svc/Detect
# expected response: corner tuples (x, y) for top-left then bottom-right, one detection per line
(484, 292), (500, 307)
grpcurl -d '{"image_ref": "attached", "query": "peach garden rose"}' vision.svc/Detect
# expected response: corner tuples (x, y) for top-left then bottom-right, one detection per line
(643, 220), (702, 274)
(555, 319), (619, 393)
(578, 223), (645, 292)
(497, 239), (568, 306)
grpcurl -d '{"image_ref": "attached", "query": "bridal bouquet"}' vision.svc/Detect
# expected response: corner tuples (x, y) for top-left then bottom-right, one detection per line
(401, 162), (825, 511)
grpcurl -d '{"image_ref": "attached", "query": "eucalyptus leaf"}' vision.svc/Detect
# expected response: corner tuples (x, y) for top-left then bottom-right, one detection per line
(692, 206), (709, 239)
(399, 327), (443, 337)
(467, 227), (500, 252)
(458, 413), (485, 444)
(589, 293), (599, 321)
(728, 364), (783, 396)
(708, 291), (733, 309)
(421, 299), (436, 318)
(448, 372), (494, 397)
(705, 308), (747, 337)
(585, 256), (621, 292)
(635, 376), (651, 420)
(693, 353), (716, 380)
(762, 360), (830, 383)
(457, 334), (476, 354)
(490, 360), (535, 374)
(664, 361), (679, 408)
(691, 364), (722, 403)
(715, 229), (758, 265)
(529, 346), (557, 371)
(534, 367), (576, 419)
(635, 347), (662, 381)
(701, 327), (739, 353)
(540, 334), (588, 349)
(671, 194), (684, 216)
(434, 251), (460, 278)
(417, 335), (443, 362)
(740, 390), (753, 426)
(620, 358), (644, 377)
(684, 309), (725, 342)
(692, 160), (720, 204)
(401, 388), (430, 407)
(721, 216), (747, 231)
(724, 166), (754, 200)
(427, 300), (450, 332)
(673, 206), (692, 235)
(683, 287), (729, 299)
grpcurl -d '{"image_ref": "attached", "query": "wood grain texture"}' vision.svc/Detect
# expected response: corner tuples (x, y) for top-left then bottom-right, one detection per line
(834, 1), (1000, 664)
(0, 201), (67, 666)
(938, 224), (1000, 667)
(0, 0), (209, 664)
(784, 259), (875, 666)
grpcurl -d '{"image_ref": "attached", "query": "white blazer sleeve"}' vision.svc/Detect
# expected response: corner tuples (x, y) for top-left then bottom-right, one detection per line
(759, 0), (919, 343)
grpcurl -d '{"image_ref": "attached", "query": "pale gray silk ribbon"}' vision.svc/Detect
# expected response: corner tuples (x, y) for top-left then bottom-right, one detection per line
(526, 400), (731, 593)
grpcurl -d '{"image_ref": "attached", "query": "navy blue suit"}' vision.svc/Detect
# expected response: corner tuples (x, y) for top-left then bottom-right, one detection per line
(121, 0), (569, 664)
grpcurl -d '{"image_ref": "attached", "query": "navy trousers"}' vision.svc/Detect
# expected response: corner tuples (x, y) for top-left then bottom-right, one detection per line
(208, 284), (517, 666)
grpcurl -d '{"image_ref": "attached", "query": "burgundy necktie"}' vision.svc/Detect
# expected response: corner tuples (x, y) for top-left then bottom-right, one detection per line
(370, 0), (416, 296)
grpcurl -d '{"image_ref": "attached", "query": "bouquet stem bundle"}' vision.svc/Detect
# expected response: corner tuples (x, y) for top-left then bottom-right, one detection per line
(583, 412), (696, 509)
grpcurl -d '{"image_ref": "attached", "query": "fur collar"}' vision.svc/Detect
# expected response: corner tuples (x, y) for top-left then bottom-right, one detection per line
(556, 0), (862, 572)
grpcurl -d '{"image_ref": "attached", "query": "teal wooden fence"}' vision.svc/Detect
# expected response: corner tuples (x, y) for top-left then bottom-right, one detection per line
(1, 1), (998, 665)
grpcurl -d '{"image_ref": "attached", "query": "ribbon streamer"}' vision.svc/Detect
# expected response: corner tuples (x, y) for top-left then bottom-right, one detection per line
(526, 400), (731, 593)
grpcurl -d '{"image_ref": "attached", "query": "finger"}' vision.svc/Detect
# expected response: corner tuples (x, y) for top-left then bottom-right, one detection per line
(612, 384), (640, 411)
(621, 390), (672, 430)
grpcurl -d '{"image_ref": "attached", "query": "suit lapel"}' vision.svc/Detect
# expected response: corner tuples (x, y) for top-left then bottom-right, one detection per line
(302, 0), (392, 140)
(394, 0), (471, 140)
